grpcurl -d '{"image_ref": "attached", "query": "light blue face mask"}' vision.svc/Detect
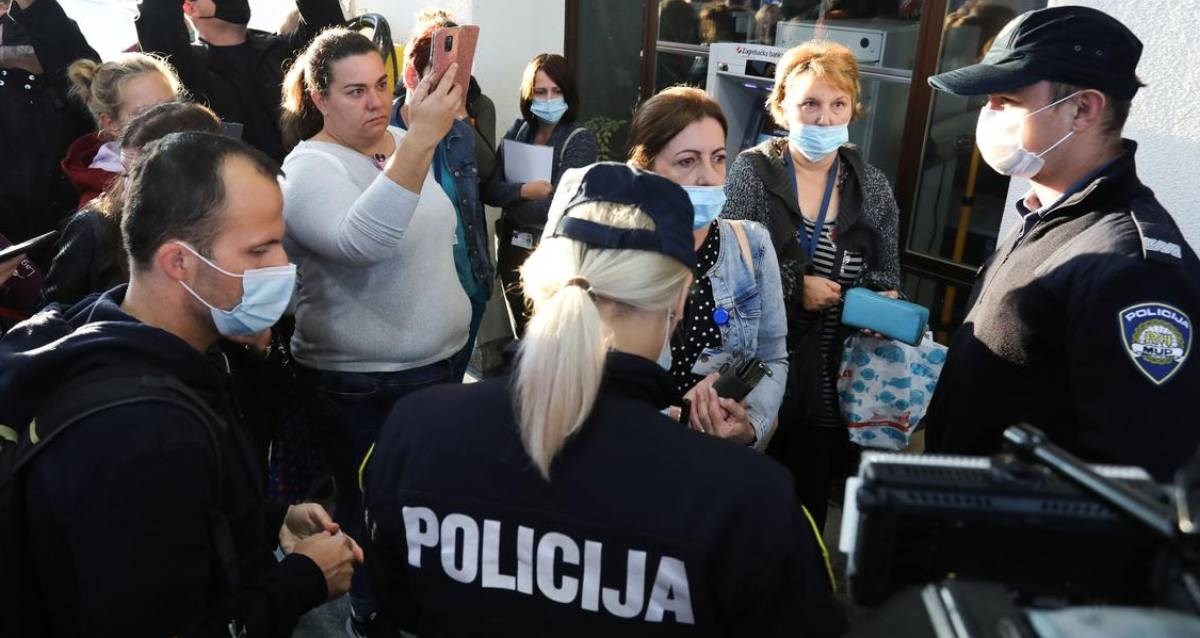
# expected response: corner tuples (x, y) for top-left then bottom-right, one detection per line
(530, 97), (568, 124)
(681, 185), (726, 230)
(176, 243), (296, 337)
(788, 123), (849, 162)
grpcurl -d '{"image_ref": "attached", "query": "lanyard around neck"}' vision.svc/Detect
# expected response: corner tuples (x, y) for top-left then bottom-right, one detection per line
(786, 151), (839, 259)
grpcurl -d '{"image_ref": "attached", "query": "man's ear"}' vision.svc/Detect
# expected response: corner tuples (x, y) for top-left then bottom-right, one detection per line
(181, 0), (196, 18)
(155, 241), (192, 282)
(1072, 89), (1109, 133)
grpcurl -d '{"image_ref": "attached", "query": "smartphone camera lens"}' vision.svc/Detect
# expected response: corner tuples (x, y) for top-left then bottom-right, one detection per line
(445, 35), (454, 51)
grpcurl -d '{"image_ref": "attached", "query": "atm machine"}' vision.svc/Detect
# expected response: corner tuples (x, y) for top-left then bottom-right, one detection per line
(705, 43), (788, 155)
(706, 19), (918, 182)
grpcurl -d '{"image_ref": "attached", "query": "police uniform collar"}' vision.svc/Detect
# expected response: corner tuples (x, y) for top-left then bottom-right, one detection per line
(1025, 139), (1140, 220)
(600, 351), (682, 410)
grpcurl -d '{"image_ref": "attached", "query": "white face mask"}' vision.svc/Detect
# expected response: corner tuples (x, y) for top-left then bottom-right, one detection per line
(975, 91), (1081, 179)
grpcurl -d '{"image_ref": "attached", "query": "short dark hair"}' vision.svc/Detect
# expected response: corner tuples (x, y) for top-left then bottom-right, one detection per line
(1049, 80), (1144, 138)
(120, 101), (222, 150)
(122, 132), (281, 269)
(519, 53), (579, 127)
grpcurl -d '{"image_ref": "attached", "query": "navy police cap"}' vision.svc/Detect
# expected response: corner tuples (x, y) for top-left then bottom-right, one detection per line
(549, 162), (697, 271)
(929, 6), (1143, 99)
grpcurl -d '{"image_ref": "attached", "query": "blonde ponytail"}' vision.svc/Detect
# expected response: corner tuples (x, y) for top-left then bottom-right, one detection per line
(66, 58), (99, 105)
(516, 202), (691, 479)
(66, 53), (183, 128)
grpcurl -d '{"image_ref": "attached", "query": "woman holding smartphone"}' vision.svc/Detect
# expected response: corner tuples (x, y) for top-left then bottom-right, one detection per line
(278, 28), (464, 635)
(628, 87), (787, 449)
(483, 53), (596, 338)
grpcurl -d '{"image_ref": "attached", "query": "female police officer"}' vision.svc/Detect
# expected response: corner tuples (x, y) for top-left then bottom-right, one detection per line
(361, 163), (842, 636)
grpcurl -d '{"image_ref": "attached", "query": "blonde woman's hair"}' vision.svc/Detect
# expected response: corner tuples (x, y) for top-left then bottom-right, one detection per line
(66, 53), (183, 127)
(767, 40), (864, 127)
(516, 202), (691, 479)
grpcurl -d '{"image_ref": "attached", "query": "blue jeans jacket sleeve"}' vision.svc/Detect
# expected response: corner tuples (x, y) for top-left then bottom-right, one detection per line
(711, 220), (789, 450)
(742, 222), (789, 450)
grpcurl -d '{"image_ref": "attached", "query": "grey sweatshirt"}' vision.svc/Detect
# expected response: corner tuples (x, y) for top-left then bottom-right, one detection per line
(281, 127), (470, 372)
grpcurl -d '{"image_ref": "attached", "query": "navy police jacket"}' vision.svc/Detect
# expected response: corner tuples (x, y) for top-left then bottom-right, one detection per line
(363, 351), (843, 636)
(925, 141), (1200, 481)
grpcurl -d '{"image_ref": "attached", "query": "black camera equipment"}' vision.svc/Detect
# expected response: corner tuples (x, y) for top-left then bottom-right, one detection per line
(841, 424), (1200, 637)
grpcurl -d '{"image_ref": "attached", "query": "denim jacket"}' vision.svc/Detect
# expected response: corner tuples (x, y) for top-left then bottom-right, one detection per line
(707, 219), (789, 449)
(394, 115), (495, 291)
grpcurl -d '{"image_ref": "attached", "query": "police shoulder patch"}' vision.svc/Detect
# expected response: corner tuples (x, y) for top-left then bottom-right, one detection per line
(1119, 302), (1192, 385)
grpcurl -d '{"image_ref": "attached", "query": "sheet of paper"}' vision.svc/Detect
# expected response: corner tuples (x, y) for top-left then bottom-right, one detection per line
(503, 139), (553, 184)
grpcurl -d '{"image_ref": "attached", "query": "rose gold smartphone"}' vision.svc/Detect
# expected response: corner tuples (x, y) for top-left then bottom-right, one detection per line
(429, 25), (479, 92)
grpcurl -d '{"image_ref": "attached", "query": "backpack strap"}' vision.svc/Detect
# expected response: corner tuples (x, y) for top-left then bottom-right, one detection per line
(560, 126), (587, 165)
(727, 220), (756, 278)
(17, 367), (241, 593)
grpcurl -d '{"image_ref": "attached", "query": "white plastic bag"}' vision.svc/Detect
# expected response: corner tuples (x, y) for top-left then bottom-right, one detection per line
(836, 333), (947, 450)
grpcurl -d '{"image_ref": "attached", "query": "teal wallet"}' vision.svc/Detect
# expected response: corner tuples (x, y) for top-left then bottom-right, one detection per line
(840, 287), (929, 346)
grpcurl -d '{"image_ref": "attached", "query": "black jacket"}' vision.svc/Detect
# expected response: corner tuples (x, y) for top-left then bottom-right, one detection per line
(363, 351), (843, 637)
(0, 0), (96, 251)
(0, 287), (327, 637)
(40, 206), (125, 307)
(924, 142), (1200, 482)
(134, 0), (344, 162)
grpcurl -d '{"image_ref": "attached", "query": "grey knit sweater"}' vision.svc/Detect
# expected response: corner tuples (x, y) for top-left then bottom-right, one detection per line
(722, 139), (901, 303)
(281, 127), (471, 372)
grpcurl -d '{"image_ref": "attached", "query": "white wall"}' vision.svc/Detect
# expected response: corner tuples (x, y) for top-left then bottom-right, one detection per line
(1002, 0), (1200, 250)
(353, 0), (564, 132)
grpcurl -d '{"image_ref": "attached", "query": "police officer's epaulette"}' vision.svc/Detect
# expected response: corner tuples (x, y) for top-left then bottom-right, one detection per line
(1130, 197), (1186, 265)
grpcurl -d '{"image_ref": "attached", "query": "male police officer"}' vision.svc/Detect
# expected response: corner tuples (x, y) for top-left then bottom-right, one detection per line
(922, 6), (1200, 482)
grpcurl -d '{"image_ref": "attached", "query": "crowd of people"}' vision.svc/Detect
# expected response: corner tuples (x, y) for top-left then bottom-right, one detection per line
(0, 1), (1198, 637)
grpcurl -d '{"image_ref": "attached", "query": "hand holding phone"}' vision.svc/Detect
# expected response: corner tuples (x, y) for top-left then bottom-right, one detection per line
(429, 25), (479, 95)
(712, 357), (771, 402)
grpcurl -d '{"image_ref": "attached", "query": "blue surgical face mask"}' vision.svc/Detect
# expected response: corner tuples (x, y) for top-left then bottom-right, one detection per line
(176, 242), (296, 337)
(681, 185), (726, 230)
(530, 97), (568, 124)
(788, 123), (849, 162)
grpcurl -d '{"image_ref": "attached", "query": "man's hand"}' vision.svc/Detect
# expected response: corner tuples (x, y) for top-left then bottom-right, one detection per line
(279, 502), (336, 554)
(293, 531), (363, 601)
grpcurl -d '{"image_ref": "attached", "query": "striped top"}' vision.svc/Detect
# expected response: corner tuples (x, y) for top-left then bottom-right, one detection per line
(800, 217), (863, 427)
